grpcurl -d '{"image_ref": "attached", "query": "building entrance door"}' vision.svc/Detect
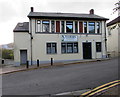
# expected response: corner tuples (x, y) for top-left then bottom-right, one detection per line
(20, 50), (27, 65)
(83, 42), (92, 59)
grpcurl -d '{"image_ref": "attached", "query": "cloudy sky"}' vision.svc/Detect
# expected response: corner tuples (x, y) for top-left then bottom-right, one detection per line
(0, 0), (118, 45)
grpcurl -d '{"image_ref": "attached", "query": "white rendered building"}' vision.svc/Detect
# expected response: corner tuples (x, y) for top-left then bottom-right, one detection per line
(13, 7), (108, 66)
(107, 16), (120, 57)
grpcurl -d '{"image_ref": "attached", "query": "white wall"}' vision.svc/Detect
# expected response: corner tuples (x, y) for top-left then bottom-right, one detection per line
(107, 23), (120, 57)
(14, 32), (31, 65)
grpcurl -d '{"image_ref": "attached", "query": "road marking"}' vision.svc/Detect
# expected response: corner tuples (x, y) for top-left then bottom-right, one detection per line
(88, 83), (120, 97)
(81, 80), (120, 97)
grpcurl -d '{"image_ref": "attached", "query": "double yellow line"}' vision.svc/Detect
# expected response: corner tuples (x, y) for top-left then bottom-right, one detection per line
(81, 80), (120, 97)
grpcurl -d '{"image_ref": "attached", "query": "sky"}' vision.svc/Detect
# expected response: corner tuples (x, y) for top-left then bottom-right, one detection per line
(0, 0), (118, 45)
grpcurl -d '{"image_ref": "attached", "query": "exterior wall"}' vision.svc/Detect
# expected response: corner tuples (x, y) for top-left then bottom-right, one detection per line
(107, 23), (120, 57)
(101, 21), (107, 58)
(32, 34), (103, 62)
(14, 32), (31, 66)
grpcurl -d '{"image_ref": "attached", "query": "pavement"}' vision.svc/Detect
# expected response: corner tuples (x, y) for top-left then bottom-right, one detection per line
(0, 58), (110, 75)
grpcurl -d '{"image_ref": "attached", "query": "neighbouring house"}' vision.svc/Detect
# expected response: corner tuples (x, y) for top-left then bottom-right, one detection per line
(13, 7), (108, 66)
(107, 16), (120, 57)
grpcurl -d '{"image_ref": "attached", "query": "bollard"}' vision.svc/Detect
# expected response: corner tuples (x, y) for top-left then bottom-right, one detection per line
(51, 58), (53, 66)
(37, 59), (39, 67)
(26, 61), (29, 68)
(2, 59), (4, 64)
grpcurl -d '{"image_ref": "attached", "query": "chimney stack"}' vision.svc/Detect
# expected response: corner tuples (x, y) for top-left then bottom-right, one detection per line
(31, 7), (34, 12)
(90, 9), (94, 14)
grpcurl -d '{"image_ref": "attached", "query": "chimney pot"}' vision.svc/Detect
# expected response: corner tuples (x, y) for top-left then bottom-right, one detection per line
(31, 7), (34, 12)
(90, 9), (94, 14)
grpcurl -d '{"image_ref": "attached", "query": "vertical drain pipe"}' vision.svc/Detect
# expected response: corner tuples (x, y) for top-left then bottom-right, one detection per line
(28, 19), (33, 66)
(104, 21), (107, 58)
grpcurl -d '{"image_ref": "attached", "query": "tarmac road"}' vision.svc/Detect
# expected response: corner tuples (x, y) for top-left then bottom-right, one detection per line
(2, 58), (118, 95)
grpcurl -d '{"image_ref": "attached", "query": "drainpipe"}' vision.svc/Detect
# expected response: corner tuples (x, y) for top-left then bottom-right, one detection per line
(104, 21), (107, 58)
(30, 18), (33, 65)
(28, 18), (33, 65)
(28, 7), (34, 65)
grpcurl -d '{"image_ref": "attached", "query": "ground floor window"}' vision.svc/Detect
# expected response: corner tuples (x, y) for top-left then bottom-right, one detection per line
(96, 42), (102, 52)
(46, 43), (57, 54)
(61, 42), (78, 54)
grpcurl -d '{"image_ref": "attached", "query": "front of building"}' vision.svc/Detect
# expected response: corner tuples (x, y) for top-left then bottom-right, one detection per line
(13, 7), (108, 66)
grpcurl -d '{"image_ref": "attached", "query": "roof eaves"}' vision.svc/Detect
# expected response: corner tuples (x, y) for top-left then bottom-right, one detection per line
(27, 12), (108, 20)
(107, 16), (120, 27)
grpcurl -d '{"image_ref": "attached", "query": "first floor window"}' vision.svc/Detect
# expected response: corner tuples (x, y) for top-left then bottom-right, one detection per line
(61, 21), (65, 33)
(75, 21), (78, 33)
(84, 22), (87, 33)
(36, 20), (41, 32)
(47, 43), (57, 54)
(51, 21), (55, 33)
(97, 22), (100, 34)
(96, 42), (102, 52)
(66, 21), (73, 33)
(89, 22), (95, 33)
(42, 21), (50, 32)
(61, 42), (78, 54)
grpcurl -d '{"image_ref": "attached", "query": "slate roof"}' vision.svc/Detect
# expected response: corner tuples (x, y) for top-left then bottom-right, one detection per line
(28, 12), (108, 20)
(13, 22), (29, 32)
(107, 16), (120, 26)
